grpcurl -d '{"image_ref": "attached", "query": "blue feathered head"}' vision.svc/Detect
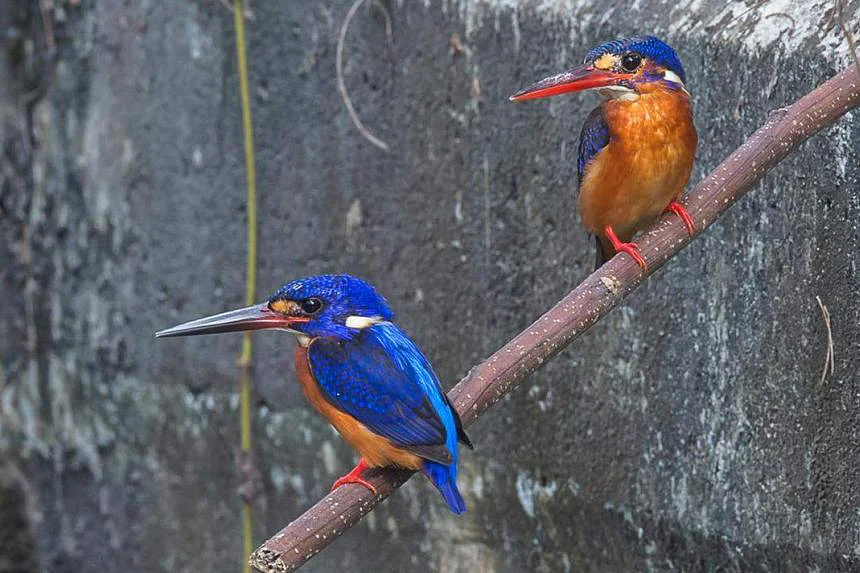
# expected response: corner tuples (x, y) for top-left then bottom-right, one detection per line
(156, 274), (394, 341)
(268, 274), (394, 339)
(510, 35), (687, 102)
(584, 36), (686, 84)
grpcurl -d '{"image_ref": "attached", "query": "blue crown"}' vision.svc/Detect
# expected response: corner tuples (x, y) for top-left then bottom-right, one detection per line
(585, 36), (686, 84)
(270, 274), (394, 321)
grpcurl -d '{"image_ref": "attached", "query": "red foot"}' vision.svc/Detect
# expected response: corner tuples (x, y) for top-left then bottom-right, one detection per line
(331, 459), (378, 496)
(666, 200), (695, 237)
(604, 225), (646, 270)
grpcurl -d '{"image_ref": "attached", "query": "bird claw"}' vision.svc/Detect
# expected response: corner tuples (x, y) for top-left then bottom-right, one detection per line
(666, 200), (695, 237)
(331, 460), (378, 496)
(604, 225), (647, 270)
(615, 241), (647, 270)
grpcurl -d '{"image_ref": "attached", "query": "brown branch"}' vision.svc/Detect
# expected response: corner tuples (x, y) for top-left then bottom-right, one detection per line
(250, 66), (860, 572)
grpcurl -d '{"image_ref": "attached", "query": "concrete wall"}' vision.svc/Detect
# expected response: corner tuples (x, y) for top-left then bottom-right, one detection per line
(1, 0), (858, 571)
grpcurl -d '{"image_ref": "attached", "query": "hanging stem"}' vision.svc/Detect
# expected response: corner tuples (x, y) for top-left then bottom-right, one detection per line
(232, 1), (258, 572)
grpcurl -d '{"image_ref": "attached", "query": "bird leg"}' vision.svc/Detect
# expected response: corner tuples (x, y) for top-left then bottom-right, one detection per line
(604, 225), (646, 270)
(331, 459), (378, 496)
(666, 200), (695, 237)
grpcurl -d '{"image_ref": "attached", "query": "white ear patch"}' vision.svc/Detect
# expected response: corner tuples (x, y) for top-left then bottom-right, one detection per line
(345, 315), (383, 329)
(663, 70), (684, 86)
(598, 86), (639, 101)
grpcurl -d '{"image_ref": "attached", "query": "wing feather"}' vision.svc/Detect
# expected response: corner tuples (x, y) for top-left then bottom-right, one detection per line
(308, 323), (457, 464)
(577, 107), (610, 189)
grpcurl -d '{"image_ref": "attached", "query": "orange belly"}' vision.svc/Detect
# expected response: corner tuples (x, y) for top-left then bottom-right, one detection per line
(294, 345), (423, 470)
(578, 87), (697, 254)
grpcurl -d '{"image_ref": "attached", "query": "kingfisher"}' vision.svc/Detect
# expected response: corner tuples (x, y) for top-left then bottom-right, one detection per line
(510, 36), (697, 270)
(156, 274), (472, 514)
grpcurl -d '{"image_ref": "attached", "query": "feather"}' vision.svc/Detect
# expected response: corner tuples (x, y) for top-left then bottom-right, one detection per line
(423, 461), (466, 514)
(593, 235), (608, 271)
(577, 107), (610, 188)
(584, 36), (686, 83)
(308, 322), (461, 464)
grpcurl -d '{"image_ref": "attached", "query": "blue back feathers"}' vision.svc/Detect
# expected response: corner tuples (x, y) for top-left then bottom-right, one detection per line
(309, 320), (468, 513)
(585, 36), (686, 84)
(309, 322), (454, 460)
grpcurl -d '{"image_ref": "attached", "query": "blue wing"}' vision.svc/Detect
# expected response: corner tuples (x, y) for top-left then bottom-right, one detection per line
(577, 107), (610, 188)
(308, 322), (460, 465)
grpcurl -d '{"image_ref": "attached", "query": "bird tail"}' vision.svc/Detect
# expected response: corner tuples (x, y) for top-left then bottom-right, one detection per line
(594, 235), (609, 270)
(422, 461), (466, 514)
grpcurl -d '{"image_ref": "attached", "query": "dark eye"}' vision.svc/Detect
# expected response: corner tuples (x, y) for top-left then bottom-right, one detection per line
(621, 52), (642, 72)
(300, 298), (323, 314)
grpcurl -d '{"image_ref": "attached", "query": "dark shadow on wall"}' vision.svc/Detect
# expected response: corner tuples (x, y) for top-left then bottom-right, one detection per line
(0, 476), (37, 573)
(501, 491), (860, 573)
(644, 514), (858, 573)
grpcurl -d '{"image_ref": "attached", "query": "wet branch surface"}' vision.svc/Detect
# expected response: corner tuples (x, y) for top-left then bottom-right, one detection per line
(250, 66), (860, 572)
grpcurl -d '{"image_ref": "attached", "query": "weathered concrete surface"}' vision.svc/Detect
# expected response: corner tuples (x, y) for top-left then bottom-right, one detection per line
(1, 0), (858, 571)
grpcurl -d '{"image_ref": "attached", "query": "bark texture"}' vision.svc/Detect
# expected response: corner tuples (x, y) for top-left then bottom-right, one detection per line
(1, 1), (858, 572)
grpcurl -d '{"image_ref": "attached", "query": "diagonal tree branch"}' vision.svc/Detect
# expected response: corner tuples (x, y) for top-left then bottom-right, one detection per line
(250, 65), (860, 573)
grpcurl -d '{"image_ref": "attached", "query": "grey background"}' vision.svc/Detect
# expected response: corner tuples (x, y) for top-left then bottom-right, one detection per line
(1, 0), (858, 571)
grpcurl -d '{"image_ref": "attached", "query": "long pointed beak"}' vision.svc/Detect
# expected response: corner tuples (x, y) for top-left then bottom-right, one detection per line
(509, 65), (633, 102)
(155, 303), (308, 338)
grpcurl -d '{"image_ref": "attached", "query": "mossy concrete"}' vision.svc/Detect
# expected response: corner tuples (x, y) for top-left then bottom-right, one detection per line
(1, 1), (858, 571)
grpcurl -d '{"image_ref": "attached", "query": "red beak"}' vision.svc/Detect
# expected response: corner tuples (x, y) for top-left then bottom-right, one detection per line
(509, 64), (633, 102)
(155, 303), (309, 338)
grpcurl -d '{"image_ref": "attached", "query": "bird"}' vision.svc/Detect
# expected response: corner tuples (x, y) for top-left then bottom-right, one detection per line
(156, 274), (473, 514)
(510, 35), (697, 270)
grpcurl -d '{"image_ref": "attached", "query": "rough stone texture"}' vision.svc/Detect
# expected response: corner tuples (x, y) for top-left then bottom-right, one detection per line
(1, 0), (858, 571)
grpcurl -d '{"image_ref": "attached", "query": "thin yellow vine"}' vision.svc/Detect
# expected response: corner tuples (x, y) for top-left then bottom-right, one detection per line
(232, 1), (257, 571)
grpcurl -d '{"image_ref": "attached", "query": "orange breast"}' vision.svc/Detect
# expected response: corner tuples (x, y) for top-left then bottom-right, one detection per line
(294, 345), (423, 470)
(578, 87), (697, 247)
